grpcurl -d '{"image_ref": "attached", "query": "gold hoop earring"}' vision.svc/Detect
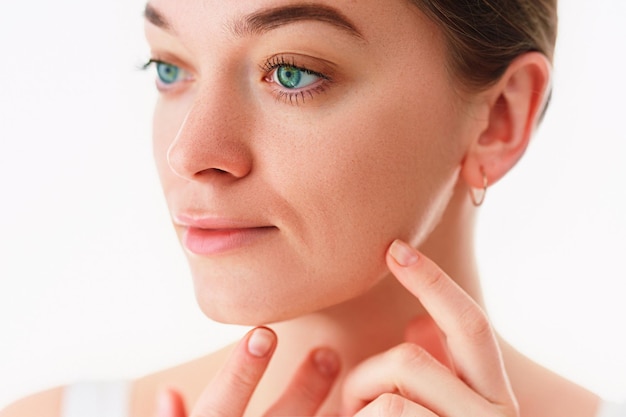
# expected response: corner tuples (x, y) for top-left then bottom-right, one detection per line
(469, 167), (488, 207)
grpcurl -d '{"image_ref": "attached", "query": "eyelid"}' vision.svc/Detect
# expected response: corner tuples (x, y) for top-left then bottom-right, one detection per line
(260, 54), (336, 80)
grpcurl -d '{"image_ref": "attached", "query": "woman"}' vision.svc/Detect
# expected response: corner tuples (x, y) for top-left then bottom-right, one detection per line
(2, 0), (621, 416)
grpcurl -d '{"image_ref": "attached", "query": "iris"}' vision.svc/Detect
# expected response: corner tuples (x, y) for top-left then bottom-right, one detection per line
(274, 65), (319, 89)
(277, 66), (302, 88)
(156, 62), (180, 84)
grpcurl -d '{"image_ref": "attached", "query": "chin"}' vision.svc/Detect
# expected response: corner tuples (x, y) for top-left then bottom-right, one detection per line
(195, 297), (313, 326)
(193, 284), (337, 326)
(191, 265), (390, 327)
(199, 305), (295, 326)
(184, 228), (395, 325)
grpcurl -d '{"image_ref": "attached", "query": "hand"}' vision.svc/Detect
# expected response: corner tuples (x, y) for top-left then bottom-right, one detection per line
(155, 327), (340, 417)
(342, 239), (518, 417)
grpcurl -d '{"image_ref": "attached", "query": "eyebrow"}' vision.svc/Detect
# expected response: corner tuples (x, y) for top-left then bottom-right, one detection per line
(144, 3), (365, 41)
(144, 3), (171, 31)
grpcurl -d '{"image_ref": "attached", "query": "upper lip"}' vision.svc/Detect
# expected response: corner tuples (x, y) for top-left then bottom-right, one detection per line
(173, 214), (274, 230)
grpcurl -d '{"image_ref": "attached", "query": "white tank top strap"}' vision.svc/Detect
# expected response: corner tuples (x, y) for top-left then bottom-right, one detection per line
(596, 399), (626, 417)
(61, 381), (131, 417)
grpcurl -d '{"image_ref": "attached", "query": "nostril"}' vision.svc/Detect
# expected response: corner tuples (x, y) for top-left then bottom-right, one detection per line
(194, 167), (230, 178)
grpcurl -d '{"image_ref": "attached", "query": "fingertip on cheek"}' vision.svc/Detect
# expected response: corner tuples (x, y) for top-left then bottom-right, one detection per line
(388, 239), (419, 267)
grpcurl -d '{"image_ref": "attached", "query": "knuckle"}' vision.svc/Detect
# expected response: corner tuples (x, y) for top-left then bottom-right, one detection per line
(390, 342), (432, 370)
(420, 267), (447, 292)
(373, 393), (407, 417)
(290, 380), (325, 407)
(225, 367), (257, 390)
(457, 303), (492, 342)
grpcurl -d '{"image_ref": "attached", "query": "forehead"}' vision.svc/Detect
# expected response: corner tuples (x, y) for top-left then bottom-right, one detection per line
(145, 2), (361, 39)
(144, 0), (439, 46)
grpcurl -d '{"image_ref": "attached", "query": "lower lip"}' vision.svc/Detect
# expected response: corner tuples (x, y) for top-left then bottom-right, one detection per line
(183, 226), (277, 256)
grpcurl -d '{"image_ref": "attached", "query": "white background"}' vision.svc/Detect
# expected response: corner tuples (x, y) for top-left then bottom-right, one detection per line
(1, 0), (625, 409)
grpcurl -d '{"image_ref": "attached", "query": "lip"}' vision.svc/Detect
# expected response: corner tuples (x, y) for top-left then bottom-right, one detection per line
(174, 215), (277, 256)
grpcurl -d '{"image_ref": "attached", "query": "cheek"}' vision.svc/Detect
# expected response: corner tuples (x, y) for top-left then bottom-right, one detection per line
(272, 83), (465, 257)
(226, 89), (466, 322)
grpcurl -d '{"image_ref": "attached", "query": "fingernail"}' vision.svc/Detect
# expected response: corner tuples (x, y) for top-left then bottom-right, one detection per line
(313, 348), (340, 377)
(389, 239), (419, 267)
(247, 327), (275, 358)
(155, 389), (174, 417)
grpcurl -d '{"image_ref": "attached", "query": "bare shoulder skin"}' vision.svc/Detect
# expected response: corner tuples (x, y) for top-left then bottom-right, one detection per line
(131, 344), (233, 417)
(1, 387), (64, 417)
(0, 345), (232, 417)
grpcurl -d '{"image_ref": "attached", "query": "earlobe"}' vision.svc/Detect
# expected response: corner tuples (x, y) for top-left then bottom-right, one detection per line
(462, 52), (552, 191)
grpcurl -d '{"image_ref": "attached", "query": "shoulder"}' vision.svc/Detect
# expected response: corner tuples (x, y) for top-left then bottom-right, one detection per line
(1, 344), (233, 417)
(0, 387), (64, 417)
(133, 344), (234, 417)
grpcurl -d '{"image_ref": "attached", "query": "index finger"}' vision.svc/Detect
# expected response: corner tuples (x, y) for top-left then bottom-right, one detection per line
(190, 327), (276, 417)
(387, 240), (515, 408)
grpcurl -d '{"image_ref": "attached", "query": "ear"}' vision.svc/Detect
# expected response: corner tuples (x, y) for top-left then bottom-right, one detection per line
(461, 52), (552, 190)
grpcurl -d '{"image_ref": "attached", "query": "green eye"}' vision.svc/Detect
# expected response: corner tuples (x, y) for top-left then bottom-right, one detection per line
(156, 62), (181, 84)
(274, 65), (320, 89)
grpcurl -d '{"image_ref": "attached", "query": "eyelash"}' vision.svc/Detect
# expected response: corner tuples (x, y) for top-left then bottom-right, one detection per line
(141, 55), (332, 104)
(260, 55), (331, 105)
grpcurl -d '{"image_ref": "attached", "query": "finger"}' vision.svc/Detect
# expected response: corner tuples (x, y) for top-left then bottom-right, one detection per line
(353, 393), (438, 417)
(387, 240), (515, 407)
(404, 315), (454, 371)
(263, 348), (340, 417)
(342, 342), (490, 416)
(190, 327), (276, 417)
(155, 388), (187, 417)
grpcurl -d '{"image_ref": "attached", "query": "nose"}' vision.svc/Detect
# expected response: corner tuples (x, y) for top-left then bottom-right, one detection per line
(166, 87), (253, 182)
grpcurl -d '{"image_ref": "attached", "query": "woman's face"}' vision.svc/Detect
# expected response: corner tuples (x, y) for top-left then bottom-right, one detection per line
(145, 0), (481, 324)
